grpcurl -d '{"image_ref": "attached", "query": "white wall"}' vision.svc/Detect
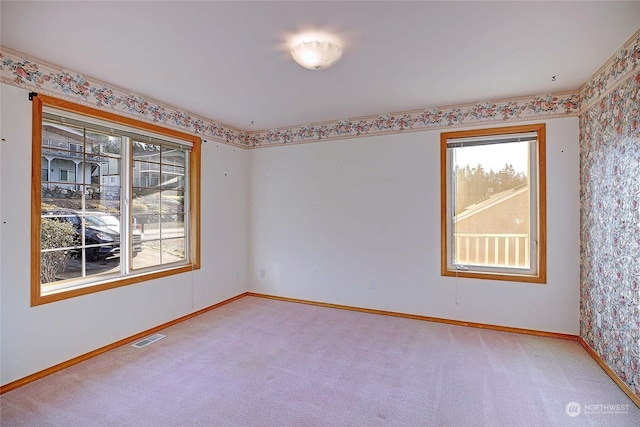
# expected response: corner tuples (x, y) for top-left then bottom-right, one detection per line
(249, 118), (580, 334)
(0, 84), (249, 385)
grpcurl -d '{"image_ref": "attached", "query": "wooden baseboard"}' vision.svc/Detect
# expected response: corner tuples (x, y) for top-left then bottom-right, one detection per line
(248, 292), (640, 409)
(0, 292), (248, 395)
(4, 290), (639, 410)
(577, 337), (640, 408)
(247, 292), (579, 341)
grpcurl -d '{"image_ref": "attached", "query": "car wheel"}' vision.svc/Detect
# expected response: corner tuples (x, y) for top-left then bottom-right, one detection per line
(87, 248), (100, 262)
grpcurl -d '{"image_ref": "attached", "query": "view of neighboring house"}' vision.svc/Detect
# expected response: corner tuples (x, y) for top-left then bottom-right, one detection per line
(453, 185), (530, 268)
(41, 123), (119, 201)
(41, 123), (186, 204)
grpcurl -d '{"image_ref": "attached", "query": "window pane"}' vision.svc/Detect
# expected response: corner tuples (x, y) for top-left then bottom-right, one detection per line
(441, 125), (545, 283)
(42, 121), (84, 152)
(162, 146), (185, 167)
(86, 131), (122, 156)
(162, 238), (186, 263)
(161, 189), (185, 214)
(36, 98), (199, 304)
(85, 185), (121, 213)
(41, 191), (83, 211)
(133, 189), (161, 215)
(161, 216), (185, 240)
(131, 237), (186, 269)
(40, 212), (122, 286)
(132, 140), (161, 161)
(451, 141), (530, 268)
(40, 249), (74, 284)
(132, 242), (161, 270)
(40, 215), (77, 285)
(83, 212), (122, 262)
(102, 183), (121, 201)
(161, 167), (185, 189)
(133, 160), (160, 187)
(137, 214), (160, 241)
(131, 218), (186, 270)
(98, 156), (121, 187)
(57, 253), (120, 281)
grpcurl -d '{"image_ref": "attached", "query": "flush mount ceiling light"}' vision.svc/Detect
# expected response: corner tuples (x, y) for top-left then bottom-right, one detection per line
(290, 40), (343, 70)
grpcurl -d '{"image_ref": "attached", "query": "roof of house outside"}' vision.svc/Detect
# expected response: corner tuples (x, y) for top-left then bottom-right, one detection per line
(454, 184), (527, 223)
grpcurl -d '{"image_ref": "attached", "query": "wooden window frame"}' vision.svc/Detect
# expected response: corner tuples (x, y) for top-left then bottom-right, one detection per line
(31, 94), (201, 306)
(440, 123), (547, 284)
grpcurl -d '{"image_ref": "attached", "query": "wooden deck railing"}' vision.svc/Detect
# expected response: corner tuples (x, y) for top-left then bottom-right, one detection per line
(454, 233), (529, 267)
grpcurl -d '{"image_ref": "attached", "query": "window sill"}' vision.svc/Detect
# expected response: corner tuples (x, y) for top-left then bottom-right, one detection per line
(32, 263), (199, 306)
(441, 268), (546, 284)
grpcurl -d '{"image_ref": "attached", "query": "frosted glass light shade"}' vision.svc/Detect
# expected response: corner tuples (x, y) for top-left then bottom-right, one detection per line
(290, 41), (343, 70)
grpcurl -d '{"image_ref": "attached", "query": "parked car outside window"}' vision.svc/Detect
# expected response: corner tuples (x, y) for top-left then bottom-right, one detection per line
(42, 209), (144, 261)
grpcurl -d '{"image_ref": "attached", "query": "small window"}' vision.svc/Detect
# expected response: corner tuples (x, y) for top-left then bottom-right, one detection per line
(441, 124), (546, 283)
(32, 94), (201, 305)
(69, 143), (83, 154)
(59, 169), (75, 182)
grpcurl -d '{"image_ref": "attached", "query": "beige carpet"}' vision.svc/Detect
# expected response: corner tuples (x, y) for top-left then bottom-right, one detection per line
(1, 296), (638, 426)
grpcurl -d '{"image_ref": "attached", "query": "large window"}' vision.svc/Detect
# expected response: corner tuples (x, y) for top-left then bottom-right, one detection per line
(32, 94), (201, 305)
(441, 124), (546, 283)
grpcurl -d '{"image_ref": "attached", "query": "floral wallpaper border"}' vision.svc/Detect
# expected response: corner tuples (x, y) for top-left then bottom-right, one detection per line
(580, 30), (640, 112)
(246, 93), (579, 147)
(0, 46), (249, 148)
(1, 45), (580, 149)
(3, 29), (639, 150)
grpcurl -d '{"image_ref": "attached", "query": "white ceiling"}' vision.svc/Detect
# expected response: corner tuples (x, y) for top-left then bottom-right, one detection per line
(2, 1), (639, 131)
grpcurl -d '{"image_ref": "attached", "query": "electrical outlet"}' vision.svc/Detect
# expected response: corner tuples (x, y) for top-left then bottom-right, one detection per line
(260, 269), (265, 278)
(596, 312), (602, 328)
(369, 280), (376, 290)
